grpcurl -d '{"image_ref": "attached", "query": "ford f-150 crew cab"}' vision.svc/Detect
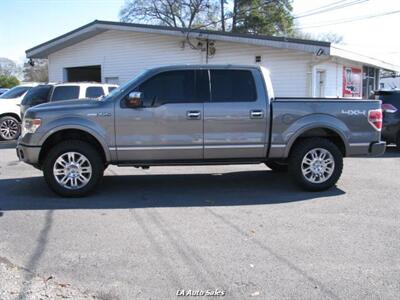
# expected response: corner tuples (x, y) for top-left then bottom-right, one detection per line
(17, 65), (386, 197)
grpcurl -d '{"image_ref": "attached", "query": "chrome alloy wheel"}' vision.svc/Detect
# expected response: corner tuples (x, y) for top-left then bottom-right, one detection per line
(301, 148), (335, 184)
(53, 152), (92, 190)
(0, 119), (19, 140)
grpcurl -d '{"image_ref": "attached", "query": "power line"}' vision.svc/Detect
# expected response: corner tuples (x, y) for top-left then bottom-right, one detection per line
(297, 9), (400, 29)
(295, 0), (369, 19)
(294, 0), (349, 17)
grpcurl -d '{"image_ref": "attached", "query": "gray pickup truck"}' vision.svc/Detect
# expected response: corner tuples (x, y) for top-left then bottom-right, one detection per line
(17, 65), (386, 197)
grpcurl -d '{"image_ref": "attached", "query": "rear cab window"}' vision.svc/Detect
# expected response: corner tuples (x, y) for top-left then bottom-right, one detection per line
(210, 70), (257, 102)
(85, 86), (104, 98)
(51, 86), (80, 101)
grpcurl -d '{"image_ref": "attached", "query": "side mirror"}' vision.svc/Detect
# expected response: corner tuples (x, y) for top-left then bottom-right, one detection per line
(126, 92), (143, 108)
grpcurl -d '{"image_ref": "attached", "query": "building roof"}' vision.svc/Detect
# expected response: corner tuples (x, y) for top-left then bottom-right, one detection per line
(330, 45), (400, 73)
(26, 20), (400, 72)
(26, 20), (331, 58)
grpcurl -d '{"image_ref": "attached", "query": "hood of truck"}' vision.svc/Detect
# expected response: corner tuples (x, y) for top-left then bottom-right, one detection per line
(29, 99), (102, 112)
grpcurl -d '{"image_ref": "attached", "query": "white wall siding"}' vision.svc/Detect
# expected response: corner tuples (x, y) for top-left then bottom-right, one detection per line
(380, 77), (400, 89)
(48, 30), (315, 97)
(207, 41), (312, 97)
(49, 30), (202, 84)
(310, 59), (364, 98)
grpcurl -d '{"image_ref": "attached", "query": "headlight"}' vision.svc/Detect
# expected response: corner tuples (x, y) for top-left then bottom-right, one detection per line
(22, 118), (41, 136)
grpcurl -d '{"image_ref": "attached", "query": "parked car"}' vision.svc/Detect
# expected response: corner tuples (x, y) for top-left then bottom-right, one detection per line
(0, 83), (38, 140)
(17, 65), (385, 197)
(20, 82), (118, 116)
(371, 90), (400, 149)
(0, 88), (9, 96)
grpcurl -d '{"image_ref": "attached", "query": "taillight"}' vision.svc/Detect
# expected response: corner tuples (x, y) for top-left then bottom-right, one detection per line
(382, 103), (398, 113)
(368, 109), (383, 131)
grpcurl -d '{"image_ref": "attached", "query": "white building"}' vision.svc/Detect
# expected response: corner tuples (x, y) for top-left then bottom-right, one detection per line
(26, 20), (400, 98)
(380, 76), (400, 90)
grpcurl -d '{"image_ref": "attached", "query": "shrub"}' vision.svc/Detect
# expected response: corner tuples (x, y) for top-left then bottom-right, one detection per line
(0, 75), (20, 88)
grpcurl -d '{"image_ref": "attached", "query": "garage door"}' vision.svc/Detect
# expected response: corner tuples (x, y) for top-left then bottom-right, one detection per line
(66, 65), (101, 82)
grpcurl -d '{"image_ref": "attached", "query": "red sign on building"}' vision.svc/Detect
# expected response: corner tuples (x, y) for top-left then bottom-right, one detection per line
(343, 66), (362, 98)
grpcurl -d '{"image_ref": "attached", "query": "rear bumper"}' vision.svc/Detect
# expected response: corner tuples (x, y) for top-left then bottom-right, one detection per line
(347, 141), (386, 157)
(369, 141), (386, 156)
(16, 143), (41, 166)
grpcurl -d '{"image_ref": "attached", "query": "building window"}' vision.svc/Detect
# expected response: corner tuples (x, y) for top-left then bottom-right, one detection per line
(255, 55), (262, 63)
(105, 77), (119, 85)
(362, 66), (379, 98)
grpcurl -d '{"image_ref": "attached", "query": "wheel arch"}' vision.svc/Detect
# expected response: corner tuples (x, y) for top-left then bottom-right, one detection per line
(0, 113), (21, 122)
(285, 125), (348, 157)
(38, 127), (111, 166)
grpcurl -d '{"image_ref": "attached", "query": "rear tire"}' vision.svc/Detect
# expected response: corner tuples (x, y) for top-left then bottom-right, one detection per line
(396, 131), (400, 151)
(289, 138), (343, 191)
(265, 161), (288, 172)
(43, 140), (104, 197)
(0, 116), (20, 141)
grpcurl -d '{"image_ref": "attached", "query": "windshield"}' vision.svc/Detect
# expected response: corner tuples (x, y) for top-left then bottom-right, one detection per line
(102, 70), (148, 100)
(0, 86), (31, 99)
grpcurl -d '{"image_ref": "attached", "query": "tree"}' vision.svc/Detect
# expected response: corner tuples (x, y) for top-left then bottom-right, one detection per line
(220, 0), (226, 31)
(290, 29), (344, 44)
(23, 59), (48, 82)
(231, 0), (294, 35)
(0, 57), (22, 78)
(317, 32), (343, 44)
(119, 0), (294, 35)
(120, 0), (220, 29)
(0, 75), (19, 88)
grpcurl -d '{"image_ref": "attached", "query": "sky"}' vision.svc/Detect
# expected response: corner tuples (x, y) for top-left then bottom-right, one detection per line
(1, 0), (400, 65)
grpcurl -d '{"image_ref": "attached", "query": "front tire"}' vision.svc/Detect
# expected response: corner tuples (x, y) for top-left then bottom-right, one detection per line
(289, 138), (343, 191)
(396, 131), (400, 151)
(43, 140), (104, 197)
(0, 116), (20, 141)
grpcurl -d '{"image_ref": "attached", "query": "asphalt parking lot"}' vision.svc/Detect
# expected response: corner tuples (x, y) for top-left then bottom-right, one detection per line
(0, 140), (399, 299)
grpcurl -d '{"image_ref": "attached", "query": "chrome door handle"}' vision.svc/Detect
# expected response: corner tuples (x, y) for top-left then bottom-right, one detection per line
(250, 110), (264, 119)
(187, 111), (201, 120)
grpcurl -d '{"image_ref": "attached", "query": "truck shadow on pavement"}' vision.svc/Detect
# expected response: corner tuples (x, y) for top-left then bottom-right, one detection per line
(379, 146), (400, 158)
(0, 170), (345, 211)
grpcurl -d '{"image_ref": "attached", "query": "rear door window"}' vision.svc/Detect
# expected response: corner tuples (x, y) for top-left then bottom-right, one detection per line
(51, 86), (80, 101)
(195, 70), (210, 102)
(86, 86), (104, 98)
(210, 70), (257, 102)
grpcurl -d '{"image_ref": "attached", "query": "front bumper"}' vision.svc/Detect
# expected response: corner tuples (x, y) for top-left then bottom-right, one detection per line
(16, 143), (41, 166)
(369, 141), (386, 156)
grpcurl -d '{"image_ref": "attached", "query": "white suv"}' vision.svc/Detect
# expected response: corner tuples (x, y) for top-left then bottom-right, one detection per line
(1, 82), (118, 141)
(49, 82), (118, 102)
(0, 83), (38, 140)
